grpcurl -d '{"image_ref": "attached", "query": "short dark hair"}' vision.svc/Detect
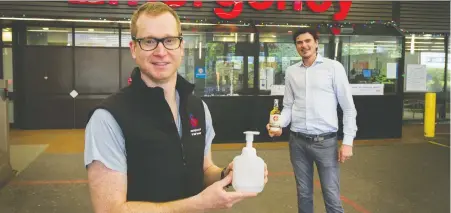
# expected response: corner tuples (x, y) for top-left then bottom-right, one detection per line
(292, 28), (319, 44)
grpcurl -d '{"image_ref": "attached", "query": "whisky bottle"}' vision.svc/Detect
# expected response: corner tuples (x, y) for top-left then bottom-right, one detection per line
(269, 99), (281, 131)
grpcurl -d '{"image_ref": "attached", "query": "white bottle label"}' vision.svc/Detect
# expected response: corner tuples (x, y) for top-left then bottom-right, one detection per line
(269, 114), (280, 127)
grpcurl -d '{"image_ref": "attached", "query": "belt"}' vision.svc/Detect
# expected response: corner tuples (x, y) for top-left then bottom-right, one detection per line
(290, 131), (337, 142)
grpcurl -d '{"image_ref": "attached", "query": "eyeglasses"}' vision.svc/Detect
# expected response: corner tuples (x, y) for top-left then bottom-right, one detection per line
(132, 36), (183, 51)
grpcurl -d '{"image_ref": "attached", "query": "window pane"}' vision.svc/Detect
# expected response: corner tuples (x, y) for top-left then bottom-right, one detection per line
(121, 29), (131, 48)
(259, 56), (275, 90)
(405, 34), (446, 92)
(204, 42), (225, 96)
(448, 40), (451, 91)
(259, 32), (331, 93)
(341, 35), (402, 95)
(179, 33), (204, 84)
(180, 30), (254, 97)
(248, 56), (254, 89)
(211, 32), (249, 43)
(267, 43), (301, 87)
(205, 42), (248, 96)
(74, 28), (119, 47)
(403, 34), (446, 120)
(27, 27), (72, 46)
(2, 28), (12, 45)
(213, 55), (244, 95)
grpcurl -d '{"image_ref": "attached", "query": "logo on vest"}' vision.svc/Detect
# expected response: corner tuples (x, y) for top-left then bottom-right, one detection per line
(189, 114), (202, 136)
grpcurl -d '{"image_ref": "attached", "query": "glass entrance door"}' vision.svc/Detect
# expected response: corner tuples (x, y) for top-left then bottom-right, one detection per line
(200, 35), (257, 97)
(210, 42), (256, 96)
(178, 26), (257, 97)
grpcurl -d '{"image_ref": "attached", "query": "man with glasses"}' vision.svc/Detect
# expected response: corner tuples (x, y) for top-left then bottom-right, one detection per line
(84, 2), (267, 213)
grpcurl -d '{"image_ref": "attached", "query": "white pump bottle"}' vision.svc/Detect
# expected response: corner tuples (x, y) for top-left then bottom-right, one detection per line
(232, 131), (265, 193)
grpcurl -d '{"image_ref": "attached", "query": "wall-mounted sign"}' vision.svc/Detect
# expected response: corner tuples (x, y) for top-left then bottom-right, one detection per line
(195, 66), (206, 79)
(405, 64), (427, 92)
(350, 84), (384, 96)
(68, 1), (352, 21)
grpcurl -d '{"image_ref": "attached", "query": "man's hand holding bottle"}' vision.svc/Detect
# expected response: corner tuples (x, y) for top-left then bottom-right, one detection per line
(266, 124), (282, 137)
(196, 171), (258, 211)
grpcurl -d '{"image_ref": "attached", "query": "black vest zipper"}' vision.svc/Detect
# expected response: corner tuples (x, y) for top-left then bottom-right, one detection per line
(180, 142), (187, 166)
(178, 98), (188, 167)
(162, 97), (188, 168)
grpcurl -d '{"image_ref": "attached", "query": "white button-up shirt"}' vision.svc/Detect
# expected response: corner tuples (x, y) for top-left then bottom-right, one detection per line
(280, 54), (358, 146)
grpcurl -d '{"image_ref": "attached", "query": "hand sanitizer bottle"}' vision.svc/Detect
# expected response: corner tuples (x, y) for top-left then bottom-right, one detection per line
(232, 131), (265, 193)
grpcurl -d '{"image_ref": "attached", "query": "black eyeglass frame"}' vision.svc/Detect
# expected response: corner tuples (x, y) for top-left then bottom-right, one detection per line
(131, 36), (183, 51)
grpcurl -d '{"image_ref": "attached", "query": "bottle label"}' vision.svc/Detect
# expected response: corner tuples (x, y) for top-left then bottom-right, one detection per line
(269, 114), (280, 127)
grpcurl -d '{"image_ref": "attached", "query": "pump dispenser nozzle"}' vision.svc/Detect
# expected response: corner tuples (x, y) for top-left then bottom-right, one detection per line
(244, 131), (260, 148)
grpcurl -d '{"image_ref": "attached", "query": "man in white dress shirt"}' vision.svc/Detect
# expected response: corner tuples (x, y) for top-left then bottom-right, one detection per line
(267, 28), (358, 213)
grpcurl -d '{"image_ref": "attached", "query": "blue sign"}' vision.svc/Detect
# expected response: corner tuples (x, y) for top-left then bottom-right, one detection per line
(195, 66), (206, 79)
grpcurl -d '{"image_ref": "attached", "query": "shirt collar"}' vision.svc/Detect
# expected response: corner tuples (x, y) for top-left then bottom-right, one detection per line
(129, 66), (195, 98)
(301, 53), (324, 68)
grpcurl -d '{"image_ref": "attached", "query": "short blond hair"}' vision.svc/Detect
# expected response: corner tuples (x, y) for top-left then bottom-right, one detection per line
(130, 2), (182, 37)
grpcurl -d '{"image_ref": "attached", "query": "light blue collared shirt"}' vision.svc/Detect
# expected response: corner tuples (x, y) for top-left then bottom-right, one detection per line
(280, 54), (358, 146)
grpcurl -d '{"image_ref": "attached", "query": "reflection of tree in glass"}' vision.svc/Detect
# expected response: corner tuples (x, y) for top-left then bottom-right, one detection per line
(248, 56), (254, 88)
(205, 43), (224, 88)
(427, 67), (445, 92)
(184, 48), (195, 83)
(267, 43), (299, 84)
(228, 43), (235, 54)
(205, 42), (248, 95)
(215, 57), (244, 94)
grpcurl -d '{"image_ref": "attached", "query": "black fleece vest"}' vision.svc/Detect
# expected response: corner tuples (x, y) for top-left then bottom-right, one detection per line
(89, 67), (206, 202)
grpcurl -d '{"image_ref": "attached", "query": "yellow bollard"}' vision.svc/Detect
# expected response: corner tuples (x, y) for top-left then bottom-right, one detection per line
(424, 93), (436, 138)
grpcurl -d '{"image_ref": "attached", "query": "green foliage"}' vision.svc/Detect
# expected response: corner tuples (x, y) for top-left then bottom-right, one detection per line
(371, 74), (391, 84)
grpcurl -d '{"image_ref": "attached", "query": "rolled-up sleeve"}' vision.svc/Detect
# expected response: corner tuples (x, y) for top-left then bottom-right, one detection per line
(84, 109), (127, 173)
